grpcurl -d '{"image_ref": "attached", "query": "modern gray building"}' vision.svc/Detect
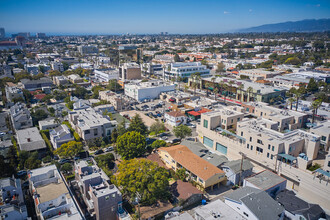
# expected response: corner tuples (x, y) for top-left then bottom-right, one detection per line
(74, 160), (125, 220)
(49, 124), (74, 149)
(20, 77), (53, 91)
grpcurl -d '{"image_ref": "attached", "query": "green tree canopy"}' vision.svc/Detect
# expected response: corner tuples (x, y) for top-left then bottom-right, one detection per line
(116, 131), (146, 159)
(73, 86), (88, 99)
(54, 141), (83, 158)
(172, 125), (192, 140)
(307, 78), (318, 93)
(113, 158), (170, 205)
(31, 109), (48, 125)
(150, 121), (166, 136)
(128, 114), (148, 136)
(107, 79), (121, 91)
(60, 163), (73, 173)
(151, 140), (167, 149)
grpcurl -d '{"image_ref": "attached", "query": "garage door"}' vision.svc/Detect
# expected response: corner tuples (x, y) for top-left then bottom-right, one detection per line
(216, 142), (227, 155)
(203, 136), (213, 148)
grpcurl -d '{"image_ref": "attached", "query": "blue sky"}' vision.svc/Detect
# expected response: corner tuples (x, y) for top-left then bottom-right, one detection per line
(0, 0), (329, 34)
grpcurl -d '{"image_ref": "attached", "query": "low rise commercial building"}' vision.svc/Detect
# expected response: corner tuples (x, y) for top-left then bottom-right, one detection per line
(49, 124), (74, 149)
(20, 78), (53, 91)
(69, 108), (116, 140)
(94, 68), (119, 82)
(164, 62), (210, 80)
(124, 80), (175, 101)
(67, 74), (84, 84)
(239, 69), (281, 80)
(16, 127), (47, 152)
(10, 102), (33, 130)
(158, 145), (226, 190)
(77, 45), (98, 54)
(74, 160), (124, 220)
(28, 165), (83, 219)
(0, 177), (27, 220)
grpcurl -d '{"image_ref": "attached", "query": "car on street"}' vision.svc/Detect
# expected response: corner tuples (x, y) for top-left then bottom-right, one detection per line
(161, 136), (168, 140)
(170, 138), (181, 144)
(59, 159), (71, 164)
(105, 146), (113, 152)
(17, 170), (27, 177)
(94, 149), (104, 155)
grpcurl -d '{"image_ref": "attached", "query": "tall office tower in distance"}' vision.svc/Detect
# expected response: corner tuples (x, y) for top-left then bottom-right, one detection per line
(0, 28), (5, 39)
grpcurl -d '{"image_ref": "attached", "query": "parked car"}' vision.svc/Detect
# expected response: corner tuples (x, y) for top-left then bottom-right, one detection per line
(105, 146), (113, 152)
(159, 132), (167, 137)
(170, 138), (181, 144)
(59, 159), (71, 164)
(94, 149), (104, 155)
(17, 170), (27, 177)
(161, 136), (168, 140)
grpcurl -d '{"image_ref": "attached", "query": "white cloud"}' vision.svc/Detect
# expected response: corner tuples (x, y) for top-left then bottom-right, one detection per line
(249, 9), (253, 12)
(224, 11), (230, 14)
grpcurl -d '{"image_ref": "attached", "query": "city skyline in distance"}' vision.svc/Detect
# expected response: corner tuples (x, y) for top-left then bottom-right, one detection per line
(1, 0), (330, 34)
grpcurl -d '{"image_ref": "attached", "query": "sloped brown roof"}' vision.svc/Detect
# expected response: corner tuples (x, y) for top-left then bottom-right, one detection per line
(158, 145), (224, 181)
(166, 111), (185, 118)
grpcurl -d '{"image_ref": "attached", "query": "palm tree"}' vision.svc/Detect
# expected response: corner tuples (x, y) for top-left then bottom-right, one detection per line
(288, 97), (295, 110)
(237, 84), (244, 101)
(214, 87), (219, 100)
(247, 87), (253, 102)
(311, 99), (322, 123)
(205, 82), (211, 97)
(222, 83), (228, 103)
(192, 82), (198, 96)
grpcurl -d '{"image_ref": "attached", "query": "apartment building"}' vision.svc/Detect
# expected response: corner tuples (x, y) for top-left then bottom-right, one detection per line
(237, 118), (320, 161)
(16, 127), (47, 152)
(158, 145), (226, 190)
(242, 102), (308, 132)
(74, 160), (125, 220)
(0, 177), (27, 220)
(38, 118), (60, 130)
(124, 80), (175, 101)
(53, 75), (69, 86)
(10, 102), (33, 130)
(25, 64), (50, 75)
(5, 85), (24, 104)
(239, 69), (281, 80)
(94, 68), (119, 82)
(119, 63), (141, 81)
(310, 120), (330, 151)
(99, 90), (125, 110)
(28, 165), (83, 220)
(164, 111), (187, 127)
(77, 45), (98, 54)
(69, 108), (116, 140)
(51, 61), (64, 72)
(67, 74), (83, 84)
(164, 62), (210, 80)
(49, 125), (74, 149)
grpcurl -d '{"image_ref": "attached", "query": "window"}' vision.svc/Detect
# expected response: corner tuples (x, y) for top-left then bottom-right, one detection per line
(105, 196), (110, 200)
(241, 132), (243, 136)
(231, 119), (233, 123)
(251, 145), (253, 150)
(112, 193), (116, 198)
(237, 117), (240, 121)
(267, 153), (270, 158)
(85, 130), (90, 134)
(203, 119), (208, 128)
(243, 212), (249, 217)
(256, 147), (263, 153)
(271, 155), (273, 160)
(289, 147), (292, 152)
(321, 136), (326, 141)
(171, 159), (175, 163)
(272, 146), (275, 151)
(247, 144), (249, 149)
(257, 139), (263, 145)
(268, 144), (271, 150)
(198, 178), (204, 183)
(250, 137), (252, 142)
(165, 154), (168, 158)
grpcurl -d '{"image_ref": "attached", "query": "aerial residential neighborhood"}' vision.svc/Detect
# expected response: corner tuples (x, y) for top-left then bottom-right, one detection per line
(1, 1), (330, 220)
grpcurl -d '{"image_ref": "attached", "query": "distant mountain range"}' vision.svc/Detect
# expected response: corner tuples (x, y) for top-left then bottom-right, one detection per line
(239, 19), (330, 33)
